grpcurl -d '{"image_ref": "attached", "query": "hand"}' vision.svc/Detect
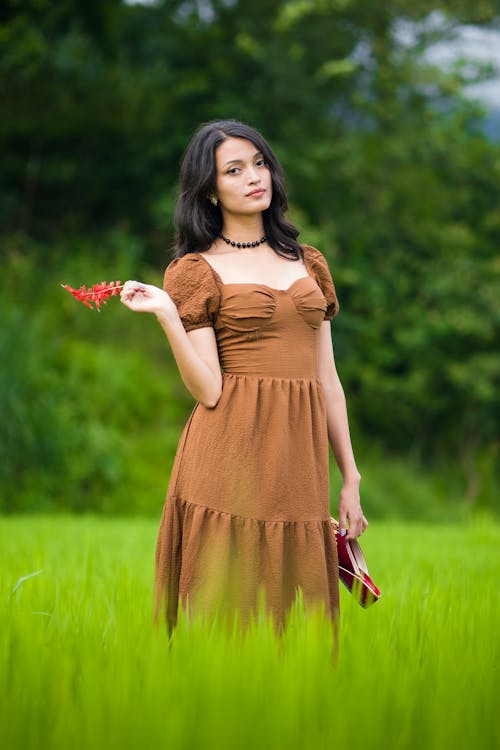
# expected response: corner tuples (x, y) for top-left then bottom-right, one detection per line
(120, 280), (176, 316)
(338, 482), (368, 540)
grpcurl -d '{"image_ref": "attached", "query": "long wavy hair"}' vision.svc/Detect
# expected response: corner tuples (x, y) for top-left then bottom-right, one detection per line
(173, 120), (303, 260)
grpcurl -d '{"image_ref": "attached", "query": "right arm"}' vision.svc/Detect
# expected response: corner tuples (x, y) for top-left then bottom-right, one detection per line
(120, 281), (222, 408)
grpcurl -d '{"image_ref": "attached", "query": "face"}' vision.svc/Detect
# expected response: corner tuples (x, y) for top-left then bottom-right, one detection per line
(213, 137), (272, 217)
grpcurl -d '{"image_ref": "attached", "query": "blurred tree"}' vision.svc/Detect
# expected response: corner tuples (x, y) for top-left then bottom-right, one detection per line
(2, 0), (496, 239)
(1, 0), (499, 503)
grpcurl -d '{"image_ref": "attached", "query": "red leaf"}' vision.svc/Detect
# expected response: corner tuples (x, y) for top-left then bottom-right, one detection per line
(61, 281), (123, 311)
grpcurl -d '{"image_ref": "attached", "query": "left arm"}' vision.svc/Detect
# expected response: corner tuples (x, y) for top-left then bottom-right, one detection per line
(317, 321), (368, 540)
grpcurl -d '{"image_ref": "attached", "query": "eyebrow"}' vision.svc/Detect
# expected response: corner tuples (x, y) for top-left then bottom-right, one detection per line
(223, 151), (264, 166)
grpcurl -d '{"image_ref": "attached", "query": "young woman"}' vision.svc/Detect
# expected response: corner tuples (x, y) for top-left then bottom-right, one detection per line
(120, 120), (367, 634)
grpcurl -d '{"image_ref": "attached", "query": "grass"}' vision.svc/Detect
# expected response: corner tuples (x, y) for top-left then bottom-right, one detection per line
(1, 514), (499, 750)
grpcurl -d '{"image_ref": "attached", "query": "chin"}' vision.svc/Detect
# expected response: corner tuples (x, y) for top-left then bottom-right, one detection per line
(249, 197), (272, 212)
(232, 205), (269, 217)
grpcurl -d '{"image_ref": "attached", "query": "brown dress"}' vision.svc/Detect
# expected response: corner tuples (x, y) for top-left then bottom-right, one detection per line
(154, 244), (341, 632)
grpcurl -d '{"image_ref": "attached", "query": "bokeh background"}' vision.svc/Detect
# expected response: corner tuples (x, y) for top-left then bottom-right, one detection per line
(2, 0), (499, 518)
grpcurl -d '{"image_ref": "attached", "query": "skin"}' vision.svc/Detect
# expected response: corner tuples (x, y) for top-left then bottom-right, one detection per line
(120, 136), (367, 539)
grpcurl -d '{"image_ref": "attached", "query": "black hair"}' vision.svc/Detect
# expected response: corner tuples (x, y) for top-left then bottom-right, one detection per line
(173, 119), (303, 260)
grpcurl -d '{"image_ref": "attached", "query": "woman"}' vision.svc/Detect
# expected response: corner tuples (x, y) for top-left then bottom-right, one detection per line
(120, 119), (367, 634)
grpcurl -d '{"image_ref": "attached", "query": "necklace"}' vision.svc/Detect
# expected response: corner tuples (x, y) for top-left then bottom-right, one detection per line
(219, 232), (267, 249)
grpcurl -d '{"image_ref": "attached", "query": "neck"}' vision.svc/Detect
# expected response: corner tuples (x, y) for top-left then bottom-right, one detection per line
(220, 215), (265, 243)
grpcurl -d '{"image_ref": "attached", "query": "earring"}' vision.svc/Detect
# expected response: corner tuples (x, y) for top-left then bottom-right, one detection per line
(210, 195), (218, 206)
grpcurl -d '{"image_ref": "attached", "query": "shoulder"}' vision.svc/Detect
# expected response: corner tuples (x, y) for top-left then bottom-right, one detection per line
(301, 244), (340, 320)
(301, 244), (332, 270)
(162, 252), (220, 331)
(164, 251), (210, 276)
(163, 252), (218, 293)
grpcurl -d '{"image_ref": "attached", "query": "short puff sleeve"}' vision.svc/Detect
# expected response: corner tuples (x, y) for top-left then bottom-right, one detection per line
(303, 245), (340, 320)
(163, 254), (220, 331)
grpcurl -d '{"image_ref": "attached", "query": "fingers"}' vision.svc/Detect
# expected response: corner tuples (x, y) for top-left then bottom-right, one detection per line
(120, 280), (148, 305)
(338, 494), (369, 539)
(345, 513), (369, 540)
(121, 280), (146, 295)
(339, 483), (368, 539)
(338, 508), (348, 538)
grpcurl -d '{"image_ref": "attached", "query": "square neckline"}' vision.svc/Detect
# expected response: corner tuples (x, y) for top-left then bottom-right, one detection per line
(194, 249), (314, 293)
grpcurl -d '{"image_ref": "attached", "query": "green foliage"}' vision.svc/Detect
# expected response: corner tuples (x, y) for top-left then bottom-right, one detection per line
(0, 235), (193, 514)
(1, 1), (499, 512)
(1, 516), (499, 750)
(328, 114), (500, 465)
(3, 1), (497, 245)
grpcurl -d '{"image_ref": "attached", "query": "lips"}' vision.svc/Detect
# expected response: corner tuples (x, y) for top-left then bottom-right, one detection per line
(246, 188), (266, 197)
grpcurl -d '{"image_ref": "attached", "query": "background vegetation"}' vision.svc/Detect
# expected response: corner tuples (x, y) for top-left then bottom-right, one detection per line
(1, 0), (499, 516)
(2, 514), (499, 749)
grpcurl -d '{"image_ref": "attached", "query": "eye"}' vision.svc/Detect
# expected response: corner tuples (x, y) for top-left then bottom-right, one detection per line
(226, 167), (240, 175)
(256, 159), (266, 167)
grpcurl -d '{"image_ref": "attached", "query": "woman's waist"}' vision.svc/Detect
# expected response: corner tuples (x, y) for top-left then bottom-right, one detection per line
(221, 370), (321, 383)
(219, 347), (318, 379)
(220, 361), (318, 378)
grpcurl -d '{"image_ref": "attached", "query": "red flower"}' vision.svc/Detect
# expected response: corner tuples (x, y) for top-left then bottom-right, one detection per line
(61, 281), (122, 311)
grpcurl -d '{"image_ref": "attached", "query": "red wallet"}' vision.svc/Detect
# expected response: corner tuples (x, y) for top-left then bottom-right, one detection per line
(330, 518), (381, 607)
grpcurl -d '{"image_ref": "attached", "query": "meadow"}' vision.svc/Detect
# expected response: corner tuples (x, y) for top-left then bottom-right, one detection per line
(1, 514), (498, 750)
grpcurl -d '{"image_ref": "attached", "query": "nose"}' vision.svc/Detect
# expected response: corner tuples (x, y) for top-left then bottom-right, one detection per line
(247, 165), (260, 183)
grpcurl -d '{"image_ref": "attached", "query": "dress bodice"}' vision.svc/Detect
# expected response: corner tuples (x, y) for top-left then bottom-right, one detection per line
(214, 276), (328, 378)
(162, 244), (340, 379)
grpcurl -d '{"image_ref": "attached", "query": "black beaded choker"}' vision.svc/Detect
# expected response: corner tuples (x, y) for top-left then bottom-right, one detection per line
(219, 232), (267, 249)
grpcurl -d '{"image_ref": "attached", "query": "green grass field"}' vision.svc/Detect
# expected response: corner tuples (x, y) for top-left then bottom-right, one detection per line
(1, 514), (498, 750)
